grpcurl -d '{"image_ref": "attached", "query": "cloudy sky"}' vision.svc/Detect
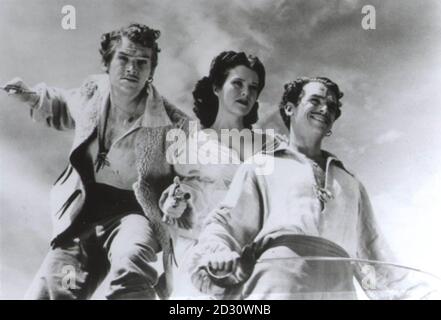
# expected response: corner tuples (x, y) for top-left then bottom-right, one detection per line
(1, 0), (440, 299)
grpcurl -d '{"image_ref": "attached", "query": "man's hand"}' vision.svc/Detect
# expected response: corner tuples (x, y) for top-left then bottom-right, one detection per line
(161, 176), (191, 226)
(1, 77), (38, 105)
(191, 247), (241, 295)
(191, 247), (251, 295)
(200, 248), (241, 278)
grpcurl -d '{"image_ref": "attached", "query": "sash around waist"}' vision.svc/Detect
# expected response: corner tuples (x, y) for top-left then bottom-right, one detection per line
(253, 234), (351, 261)
(81, 182), (143, 223)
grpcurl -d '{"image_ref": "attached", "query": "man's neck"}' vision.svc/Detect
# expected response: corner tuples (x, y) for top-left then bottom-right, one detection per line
(288, 128), (323, 160)
(110, 90), (146, 119)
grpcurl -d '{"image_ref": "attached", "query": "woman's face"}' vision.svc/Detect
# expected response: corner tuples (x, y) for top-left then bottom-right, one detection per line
(215, 65), (260, 119)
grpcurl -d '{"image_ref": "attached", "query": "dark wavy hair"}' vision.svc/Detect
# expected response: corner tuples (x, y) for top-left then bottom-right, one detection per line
(192, 51), (266, 129)
(279, 77), (344, 129)
(99, 23), (161, 74)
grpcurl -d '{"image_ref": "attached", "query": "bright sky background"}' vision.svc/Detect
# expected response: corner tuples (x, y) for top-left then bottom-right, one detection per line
(1, 0), (440, 299)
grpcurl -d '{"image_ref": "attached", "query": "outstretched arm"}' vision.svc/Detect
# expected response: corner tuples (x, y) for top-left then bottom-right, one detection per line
(2, 76), (99, 131)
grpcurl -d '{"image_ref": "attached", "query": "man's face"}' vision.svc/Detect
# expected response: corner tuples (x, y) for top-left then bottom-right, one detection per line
(108, 37), (153, 97)
(291, 81), (339, 137)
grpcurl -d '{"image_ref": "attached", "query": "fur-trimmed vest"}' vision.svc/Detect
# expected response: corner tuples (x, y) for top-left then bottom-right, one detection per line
(30, 74), (190, 298)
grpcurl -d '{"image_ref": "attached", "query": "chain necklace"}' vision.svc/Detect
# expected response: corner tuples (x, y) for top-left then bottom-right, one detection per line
(114, 103), (144, 126)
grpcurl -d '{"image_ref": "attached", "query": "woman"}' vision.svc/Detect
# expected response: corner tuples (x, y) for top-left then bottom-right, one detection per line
(159, 51), (280, 298)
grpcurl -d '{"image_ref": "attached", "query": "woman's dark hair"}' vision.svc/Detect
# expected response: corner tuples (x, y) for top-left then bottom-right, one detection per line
(279, 77), (344, 129)
(192, 51), (266, 129)
(99, 23), (161, 73)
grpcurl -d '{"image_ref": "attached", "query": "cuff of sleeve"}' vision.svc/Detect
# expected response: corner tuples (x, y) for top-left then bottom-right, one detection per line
(29, 83), (53, 122)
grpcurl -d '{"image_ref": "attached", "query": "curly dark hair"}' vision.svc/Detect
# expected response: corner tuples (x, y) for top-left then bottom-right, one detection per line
(279, 77), (344, 129)
(99, 23), (161, 74)
(192, 51), (266, 129)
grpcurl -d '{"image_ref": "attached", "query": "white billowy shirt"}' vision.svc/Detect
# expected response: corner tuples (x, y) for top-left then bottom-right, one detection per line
(160, 128), (281, 241)
(160, 128), (281, 299)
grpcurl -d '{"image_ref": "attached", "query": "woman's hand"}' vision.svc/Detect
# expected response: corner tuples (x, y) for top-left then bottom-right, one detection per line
(161, 176), (191, 225)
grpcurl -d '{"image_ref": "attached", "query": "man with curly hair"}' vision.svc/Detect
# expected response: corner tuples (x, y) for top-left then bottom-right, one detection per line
(3, 23), (189, 299)
(189, 77), (436, 299)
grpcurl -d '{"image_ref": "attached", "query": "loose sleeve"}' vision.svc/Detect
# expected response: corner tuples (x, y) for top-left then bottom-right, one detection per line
(355, 182), (438, 299)
(198, 163), (263, 252)
(29, 77), (99, 130)
(185, 163), (264, 296)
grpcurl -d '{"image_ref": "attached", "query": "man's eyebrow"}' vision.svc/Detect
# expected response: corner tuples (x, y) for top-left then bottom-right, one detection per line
(310, 93), (338, 104)
(117, 51), (150, 59)
(309, 94), (326, 99)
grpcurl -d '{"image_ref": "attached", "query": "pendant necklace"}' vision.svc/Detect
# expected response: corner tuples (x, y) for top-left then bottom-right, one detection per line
(95, 102), (111, 172)
(309, 157), (334, 206)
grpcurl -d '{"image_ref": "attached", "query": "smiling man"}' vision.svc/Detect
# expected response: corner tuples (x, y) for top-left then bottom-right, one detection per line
(189, 77), (435, 299)
(3, 23), (189, 299)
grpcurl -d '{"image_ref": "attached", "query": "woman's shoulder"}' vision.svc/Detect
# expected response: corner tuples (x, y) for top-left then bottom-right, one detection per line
(173, 128), (240, 180)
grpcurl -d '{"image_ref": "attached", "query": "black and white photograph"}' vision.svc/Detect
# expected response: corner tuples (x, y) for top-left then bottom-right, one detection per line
(0, 0), (440, 300)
